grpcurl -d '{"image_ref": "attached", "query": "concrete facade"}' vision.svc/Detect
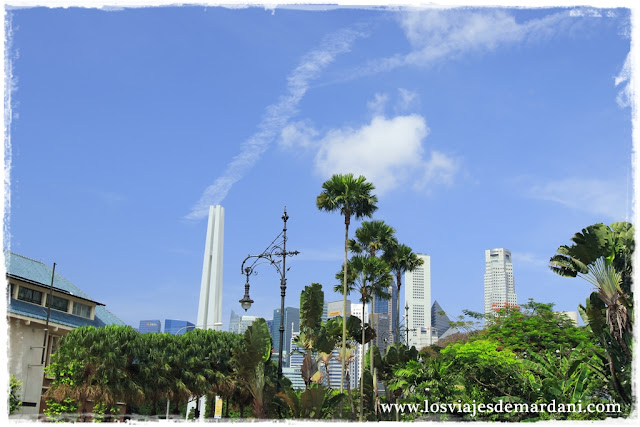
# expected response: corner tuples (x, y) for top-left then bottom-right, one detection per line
(196, 205), (224, 331)
(484, 248), (518, 317)
(6, 252), (124, 420)
(404, 253), (433, 349)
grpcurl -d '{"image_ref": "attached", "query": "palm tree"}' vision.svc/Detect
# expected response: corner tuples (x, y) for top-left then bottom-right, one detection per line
(382, 243), (424, 343)
(580, 257), (631, 359)
(348, 220), (397, 258)
(550, 222), (634, 359)
(349, 220), (397, 335)
(316, 173), (378, 398)
(549, 222), (634, 296)
(335, 254), (392, 421)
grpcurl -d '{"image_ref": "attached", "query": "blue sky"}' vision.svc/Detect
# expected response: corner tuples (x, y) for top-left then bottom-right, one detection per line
(4, 4), (635, 331)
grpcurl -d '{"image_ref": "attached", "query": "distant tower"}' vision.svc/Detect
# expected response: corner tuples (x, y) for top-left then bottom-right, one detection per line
(196, 205), (224, 330)
(484, 248), (517, 316)
(190, 205), (225, 420)
(404, 254), (433, 349)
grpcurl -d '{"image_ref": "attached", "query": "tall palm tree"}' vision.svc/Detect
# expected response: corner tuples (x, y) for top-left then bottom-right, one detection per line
(348, 220), (398, 258)
(348, 220), (397, 409)
(335, 254), (392, 421)
(383, 243), (424, 343)
(316, 173), (378, 398)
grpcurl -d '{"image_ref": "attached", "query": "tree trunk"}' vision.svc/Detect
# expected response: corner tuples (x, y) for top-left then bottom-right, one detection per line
(346, 368), (355, 419)
(395, 272), (402, 344)
(340, 214), (350, 417)
(360, 299), (366, 422)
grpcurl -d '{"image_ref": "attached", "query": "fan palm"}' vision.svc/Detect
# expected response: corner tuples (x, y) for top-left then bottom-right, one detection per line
(316, 173), (378, 397)
(335, 254), (392, 421)
(579, 257), (632, 359)
(349, 220), (398, 337)
(383, 243), (424, 343)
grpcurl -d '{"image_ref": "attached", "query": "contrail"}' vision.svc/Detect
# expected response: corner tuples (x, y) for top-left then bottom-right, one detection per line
(185, 27), (365, 220)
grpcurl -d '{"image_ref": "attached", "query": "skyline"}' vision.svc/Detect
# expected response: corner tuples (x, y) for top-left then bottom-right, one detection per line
(3, 3), (636, 331)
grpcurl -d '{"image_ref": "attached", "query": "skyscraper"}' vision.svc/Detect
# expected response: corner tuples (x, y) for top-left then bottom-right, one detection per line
(164, 319), (195, 335)
(404, 253), (434, 349)
(326, 299), (351, 319)
(484, 248), (517, 317)
(372, 285), (395, 346)
(431, 301), (458, 339)
(271, 307), (300, 367)
(139, 320), (161, 334)
(228, 310), (241, 334)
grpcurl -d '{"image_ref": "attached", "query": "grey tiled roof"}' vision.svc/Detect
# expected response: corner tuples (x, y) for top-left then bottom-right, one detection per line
(5, 251), (125, 328)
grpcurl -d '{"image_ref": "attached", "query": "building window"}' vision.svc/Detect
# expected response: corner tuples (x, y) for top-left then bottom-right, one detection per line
(17, 286), (43, 305)
(46, 295), (70, 312)
(73, 301), (92, 318)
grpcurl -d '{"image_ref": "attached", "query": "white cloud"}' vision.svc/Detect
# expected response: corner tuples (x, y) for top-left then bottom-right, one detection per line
(314, 114), (459, 195)
(401, 9), (579, 67)
(367, 93), (389, 117)
(396, 88), (419, 112)
(348, 8), (589, 78)
(615, 52), (631, 109)
(415, 150), (460, 191)
(185, 28), (364, 220)
(278, 120), (319, 150)
(525, 177), (631, 220)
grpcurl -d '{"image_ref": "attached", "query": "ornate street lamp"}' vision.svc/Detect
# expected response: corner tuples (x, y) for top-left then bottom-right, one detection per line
(403, 303), (417, 347)
(239, 206), (299, 384)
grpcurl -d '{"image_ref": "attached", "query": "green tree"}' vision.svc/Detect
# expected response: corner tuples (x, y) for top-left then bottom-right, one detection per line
(9, 375), (22, 415)
(348, 220), (397, 413)
(297, 283), (325, 388)
(136, 332), (175, 417)
(45, 325), (143, 421)
(482, 300), (592, 355)
(316, 173), (378, 398)
(232, 318), (274, 418)
(277, 384), (345, 419)
(549, 222), (633, 296)
(550, 222), (634, 405)
(383, 243), (424, 343)
(335, 254), (392, 421)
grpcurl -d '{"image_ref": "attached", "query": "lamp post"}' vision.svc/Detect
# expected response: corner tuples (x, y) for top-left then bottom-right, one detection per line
(239, 206), (299, 385)
(403, 303), (417, 347)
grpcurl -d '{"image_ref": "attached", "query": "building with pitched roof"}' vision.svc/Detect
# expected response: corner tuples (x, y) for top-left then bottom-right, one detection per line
(5, 251), (125, 418)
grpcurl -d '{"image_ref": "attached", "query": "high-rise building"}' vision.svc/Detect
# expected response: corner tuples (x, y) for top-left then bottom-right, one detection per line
(326, 299), (351, 318)
(228, 310), (241, 333)
(350, 302), (367, 386)
(484, 248), (517, 317)
(271, 307), (300, 367)
(431, 301), (458, 339)
(139, 320), (161, 334)
(371, 312), (392, 354)
(165, 319), (195, 335)
(228, 309), (258, 334)
(282, 366), (306, 390)
(321, 347), (359, 390)
(404, 253), (435, 349)
(237, 315), (257, 334)
(372, 283), (397, 346)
